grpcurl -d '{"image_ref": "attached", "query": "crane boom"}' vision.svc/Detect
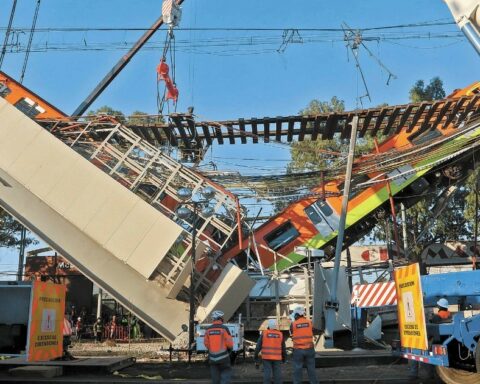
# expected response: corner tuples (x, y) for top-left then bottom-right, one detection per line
(72, 0), (185, 117)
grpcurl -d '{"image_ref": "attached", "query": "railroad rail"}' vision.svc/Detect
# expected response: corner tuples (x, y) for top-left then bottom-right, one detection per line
(37, 94), (480, 153)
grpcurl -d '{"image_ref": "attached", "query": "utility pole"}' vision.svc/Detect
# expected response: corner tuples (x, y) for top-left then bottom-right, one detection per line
(324, 115), (358, 347)
(474, 176), (480, 270)
(97, 288), (103, 319)
(16, 227), (26, 281)
(401, 203), (409, 260)
(346, 248), (353, 292)
(188, 204), (198, 363)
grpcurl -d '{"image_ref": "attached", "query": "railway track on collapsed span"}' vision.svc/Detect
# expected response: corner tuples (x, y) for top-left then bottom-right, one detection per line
(37, 94), (480, 152)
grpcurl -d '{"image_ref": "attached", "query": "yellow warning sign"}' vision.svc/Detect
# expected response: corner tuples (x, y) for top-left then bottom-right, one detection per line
(27, 281), (66, 361)
(393, 263), (428, 351)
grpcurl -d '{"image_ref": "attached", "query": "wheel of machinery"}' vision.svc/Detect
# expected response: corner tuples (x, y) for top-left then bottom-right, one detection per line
(436, 366), (480, 384)
(477, 341), (480, 374)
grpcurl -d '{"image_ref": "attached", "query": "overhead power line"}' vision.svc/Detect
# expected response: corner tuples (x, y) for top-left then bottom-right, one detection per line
(19, 0), (41, 84)
(0, 0), (17, 69)
(1, 32), (464, 56)
(0, 20), (456, 33)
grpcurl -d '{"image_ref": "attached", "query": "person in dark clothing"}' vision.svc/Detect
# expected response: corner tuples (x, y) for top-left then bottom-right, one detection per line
(93, 318), (104, 343)
(254, 319), (287, 384)
(62, 314), (74, 360)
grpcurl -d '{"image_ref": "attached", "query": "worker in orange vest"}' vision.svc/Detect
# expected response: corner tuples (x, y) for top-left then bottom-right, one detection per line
(254, 319), (286, 384)
(290, 307), (317, 384)
(432, 298), (451, 323)
(204, 310), (234, 384)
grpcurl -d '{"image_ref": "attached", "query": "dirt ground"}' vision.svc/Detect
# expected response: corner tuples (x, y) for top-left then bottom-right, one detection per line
(66, 341), (438, 383)
(70, 340), (173, 360)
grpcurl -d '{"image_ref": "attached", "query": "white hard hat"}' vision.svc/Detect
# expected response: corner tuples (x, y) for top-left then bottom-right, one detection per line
(77, 317), (81, 320)
(268, 319), (277, 329)
(294, 307), (305, 316)
(437, 298), (449, 309)
(211, 310), (225, 320)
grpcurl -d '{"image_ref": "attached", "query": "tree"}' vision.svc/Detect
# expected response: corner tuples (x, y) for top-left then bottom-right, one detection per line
(409, 77), (446, 103)
(127, 110), (153, 126)
(0, 208), (35, 248)
(389, 77), (480, 264)
(288, 97), (345, 174)
(88, 105), (126, 123)
(286, 77), (479, 262)
(298, 97), (346, 115)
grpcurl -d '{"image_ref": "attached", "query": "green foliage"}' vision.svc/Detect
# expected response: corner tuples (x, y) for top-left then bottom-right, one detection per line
(298, 97), (346, 115)
(464, 168), (480, 228)
(287, 77), (480, 261)
(288, 97), (345, 173)
(409, 77), (446, 103)
(127, 110), (161, 126)
(378, 77), (480, 260)
(88, 105), (126, 123)
(0, 208), (36, 248)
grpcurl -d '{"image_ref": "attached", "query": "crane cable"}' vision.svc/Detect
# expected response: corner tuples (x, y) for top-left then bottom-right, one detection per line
(157, 27), (178, 114)
(157, 0), (181, 115)
(0, 0), (18, 70)
(20, 0), (41, 84)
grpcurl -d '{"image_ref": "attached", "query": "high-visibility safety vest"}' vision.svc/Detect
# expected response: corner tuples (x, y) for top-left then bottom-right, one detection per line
(261, 329), (283, 361)
(63, 318), (72, 336)
(291, 317), (314, 349)
(204, 321), (234, 364)
(432, 309), (452, 324)
(438, 310), (451, 320)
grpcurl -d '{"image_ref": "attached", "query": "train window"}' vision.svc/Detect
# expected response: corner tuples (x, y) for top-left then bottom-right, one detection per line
(14, 97), (46, 118)
(0, 82), (11, 98)
(264, 221), (299, 252)
(316, 200), (334, 216)
(305, 205), (323, 225)
(408, 127), (442, 146)
(387, 165), (414, 187)
(338, 174), (370, 196)
(305, 200), (340, 237)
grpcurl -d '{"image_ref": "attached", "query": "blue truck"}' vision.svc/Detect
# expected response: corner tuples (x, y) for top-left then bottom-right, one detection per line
(393, 270), (480, 384)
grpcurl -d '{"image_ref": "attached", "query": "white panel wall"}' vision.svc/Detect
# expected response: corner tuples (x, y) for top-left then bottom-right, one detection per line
(0, 99), (189, 340)
(197, 263), (255, 323)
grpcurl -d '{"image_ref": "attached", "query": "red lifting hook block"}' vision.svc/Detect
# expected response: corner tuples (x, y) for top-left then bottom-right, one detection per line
(157, 60), (179, 102)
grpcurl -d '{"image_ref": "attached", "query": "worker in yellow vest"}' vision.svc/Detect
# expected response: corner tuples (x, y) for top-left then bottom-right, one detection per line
(290, 307), (317, 384)
(254, 319), (286, 384)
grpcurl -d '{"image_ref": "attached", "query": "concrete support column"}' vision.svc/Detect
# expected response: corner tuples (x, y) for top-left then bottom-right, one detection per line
(96, 288), (102, 319)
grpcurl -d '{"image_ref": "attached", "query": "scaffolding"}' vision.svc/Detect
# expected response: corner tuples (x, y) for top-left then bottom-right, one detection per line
(45, 117), (244, 301)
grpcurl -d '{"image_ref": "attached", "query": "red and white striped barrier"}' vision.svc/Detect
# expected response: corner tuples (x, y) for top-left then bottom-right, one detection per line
(403, 353), (429, 363)
(351, 281), (397, 307)
(103, 325), (129, 340)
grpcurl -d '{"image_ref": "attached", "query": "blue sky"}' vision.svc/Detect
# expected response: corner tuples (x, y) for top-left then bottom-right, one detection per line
(0, 0), (478, 277)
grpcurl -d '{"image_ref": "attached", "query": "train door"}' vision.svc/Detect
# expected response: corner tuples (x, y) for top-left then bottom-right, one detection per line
(304, 200), (340, 237)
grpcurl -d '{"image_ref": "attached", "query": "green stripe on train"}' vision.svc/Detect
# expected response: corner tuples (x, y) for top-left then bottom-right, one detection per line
(272, 124), (480, 271)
